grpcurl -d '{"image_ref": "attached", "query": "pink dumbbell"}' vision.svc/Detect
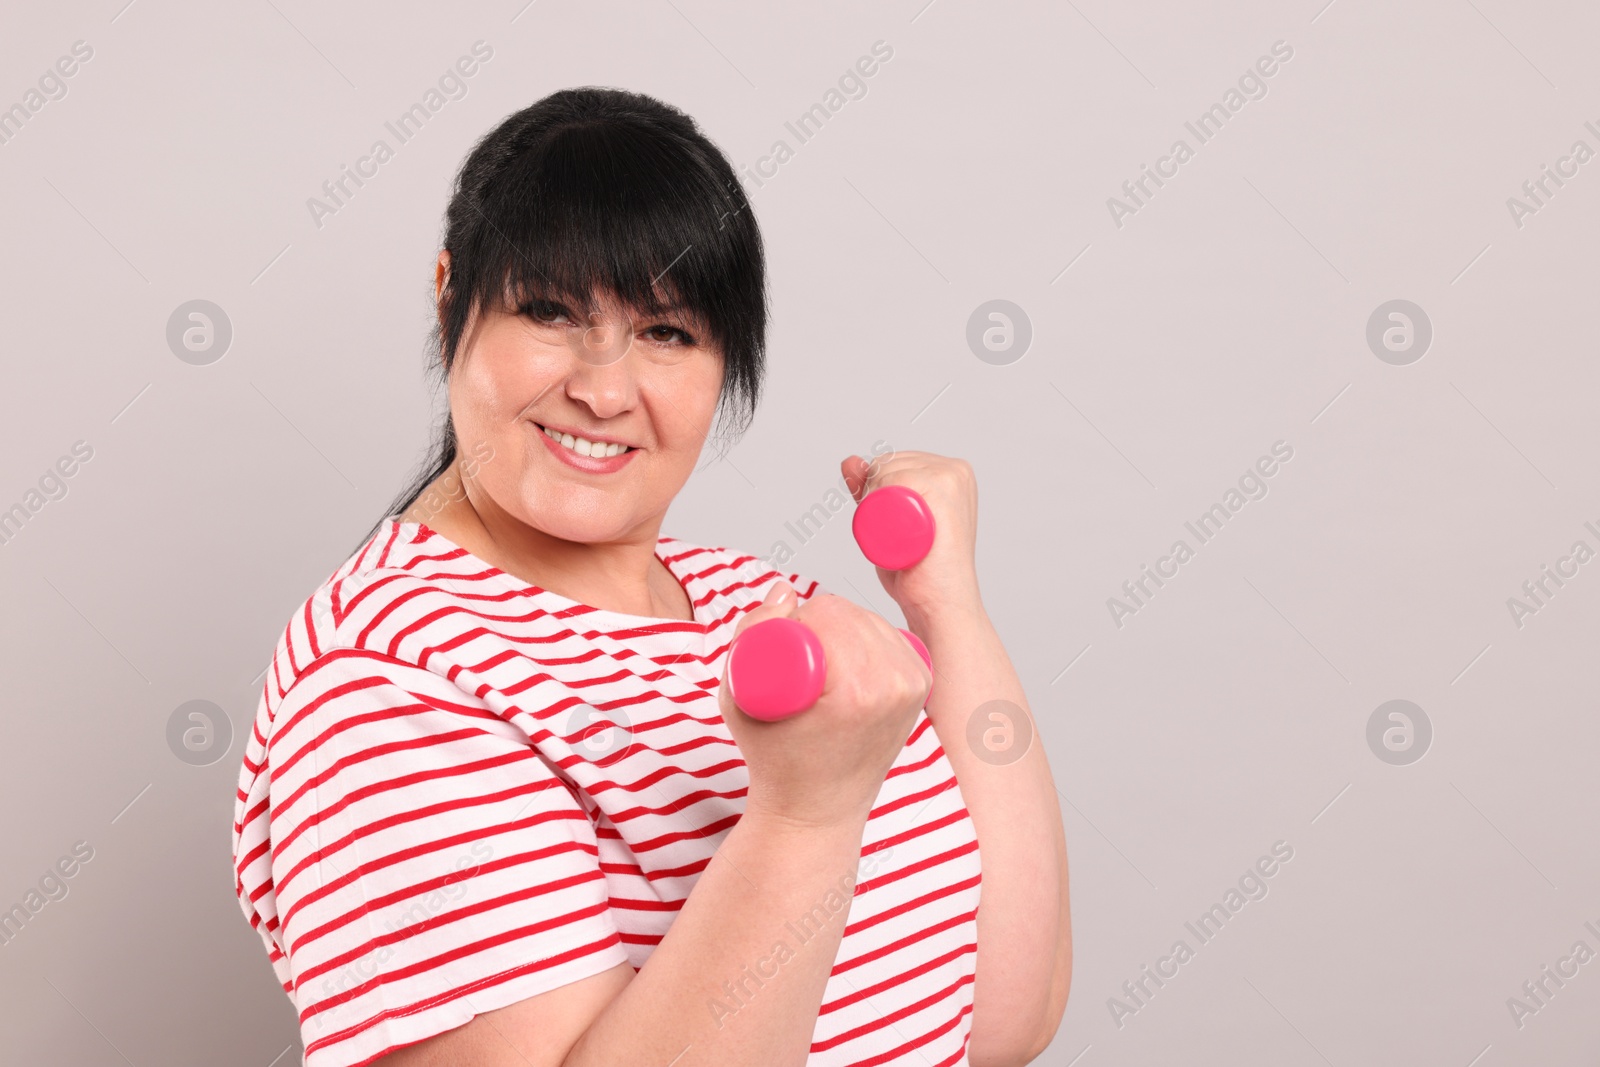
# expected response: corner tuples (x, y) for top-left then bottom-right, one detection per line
(851, 484), (936, 571)
(727, 486), (936, 722)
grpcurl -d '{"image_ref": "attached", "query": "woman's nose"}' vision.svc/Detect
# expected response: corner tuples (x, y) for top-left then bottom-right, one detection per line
(573, 313), (633, 367)
(565, 319), (639, 418)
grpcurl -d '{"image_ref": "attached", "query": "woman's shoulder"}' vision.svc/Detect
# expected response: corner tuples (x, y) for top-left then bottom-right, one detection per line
(253, 520), (486, 703)
(235, 521), (487, 850)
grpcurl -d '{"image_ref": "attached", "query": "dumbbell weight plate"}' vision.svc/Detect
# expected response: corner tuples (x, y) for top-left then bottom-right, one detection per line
(724, 616), (826, 723)
(853, 484), (936, 571)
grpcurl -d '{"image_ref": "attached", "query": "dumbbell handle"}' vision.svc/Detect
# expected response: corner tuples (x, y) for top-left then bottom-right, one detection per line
(728, 485), (936, 722)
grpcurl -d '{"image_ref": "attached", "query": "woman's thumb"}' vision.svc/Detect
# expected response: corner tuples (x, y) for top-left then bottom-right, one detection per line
(740, 580), (797, 628)
(764, 579), (797, 612)
(723, 581), (801, 710)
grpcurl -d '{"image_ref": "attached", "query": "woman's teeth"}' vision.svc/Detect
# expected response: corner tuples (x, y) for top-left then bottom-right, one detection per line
(543, 424), (631, 458)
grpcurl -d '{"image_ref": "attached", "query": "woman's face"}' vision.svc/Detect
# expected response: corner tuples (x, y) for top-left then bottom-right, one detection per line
(440, 252), (724, 544)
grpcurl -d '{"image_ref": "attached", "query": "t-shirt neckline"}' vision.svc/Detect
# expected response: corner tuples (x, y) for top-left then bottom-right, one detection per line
(386, 517), (713, 637)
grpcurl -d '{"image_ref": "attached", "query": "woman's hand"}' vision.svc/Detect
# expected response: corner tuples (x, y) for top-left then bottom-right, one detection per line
(841, 450), (982, 620)
(719, 582), (932, 830)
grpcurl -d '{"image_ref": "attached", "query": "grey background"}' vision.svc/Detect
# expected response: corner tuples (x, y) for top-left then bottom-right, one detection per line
(1, 0), (1596, 1064)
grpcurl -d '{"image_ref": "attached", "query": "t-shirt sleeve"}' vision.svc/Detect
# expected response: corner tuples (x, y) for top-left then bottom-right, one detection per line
(259, 647), (629, 1067)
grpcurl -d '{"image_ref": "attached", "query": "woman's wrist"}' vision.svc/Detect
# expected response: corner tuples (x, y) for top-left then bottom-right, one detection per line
(738, 795), (872, 847)
(902, 592), (989, 639)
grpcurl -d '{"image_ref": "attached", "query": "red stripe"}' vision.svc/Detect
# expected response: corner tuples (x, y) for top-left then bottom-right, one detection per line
(600, 855), (711, 883)
(270, 752), (563, 890)
(834, 1001), (974, 1066)
(265, 648), (494, 751)
(300, 902), (617, 1023)
(343, 566), (501, 625)
(271, 725), (488, 823)
(289, 839), (599, 954)
(338, 530), (382, 617)
(855, 839), (980, 898)
(303, 596), (322, 659)
(271, 692), (503, 784)
(282, 615), (301, 678)
(811, 973), (975, 1052)
(564, 754), (747, 802)
(372, 520), (404, 569)
(305, 933), (624, 1066)
(612, 811), (744, 855)
(868, 774), (962, 823)
(601, 785), (745, 825)
(838, 900), (981, 970)
(820, 942), (976, 1016)
(606, 895), (683, 913)
(277, 802), (584, 937)
(293, 867), (610, 988)
(863, 808), (969, 861)
(619, 930), (663, 946)
(528, 701), (728, 760)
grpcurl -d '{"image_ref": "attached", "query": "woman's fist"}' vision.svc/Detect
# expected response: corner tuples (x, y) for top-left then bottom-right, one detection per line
(720, 582), (931, 830)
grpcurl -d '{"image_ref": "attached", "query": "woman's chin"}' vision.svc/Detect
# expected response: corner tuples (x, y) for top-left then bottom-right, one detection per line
(511, 498), (638, 547)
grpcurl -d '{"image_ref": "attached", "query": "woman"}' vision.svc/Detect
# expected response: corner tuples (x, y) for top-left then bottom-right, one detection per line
(232, 87), (1071, 1067)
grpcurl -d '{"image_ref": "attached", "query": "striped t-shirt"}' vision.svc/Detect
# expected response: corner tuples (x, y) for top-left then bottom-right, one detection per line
(232, 518), (982, 1066)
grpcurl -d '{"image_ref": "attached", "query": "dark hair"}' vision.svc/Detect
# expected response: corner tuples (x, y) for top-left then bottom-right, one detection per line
(361, 87), (767, 547)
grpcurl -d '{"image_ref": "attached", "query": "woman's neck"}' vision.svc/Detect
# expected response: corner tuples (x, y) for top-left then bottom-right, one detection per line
(401, 471), (692, 621)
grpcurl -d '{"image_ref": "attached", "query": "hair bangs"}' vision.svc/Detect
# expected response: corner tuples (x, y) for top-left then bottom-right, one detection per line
(462, 121), (754, 344)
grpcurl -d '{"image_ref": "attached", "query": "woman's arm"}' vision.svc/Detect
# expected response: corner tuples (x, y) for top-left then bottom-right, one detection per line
(383, 808), (873, 1067)
(904, 596), (1072, 1066)
(840, 450), (1072, 1064)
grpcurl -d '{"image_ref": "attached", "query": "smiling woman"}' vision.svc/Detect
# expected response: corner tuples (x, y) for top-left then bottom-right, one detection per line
(357, 86), (767, 617)
(231, 87), (1062, 1067)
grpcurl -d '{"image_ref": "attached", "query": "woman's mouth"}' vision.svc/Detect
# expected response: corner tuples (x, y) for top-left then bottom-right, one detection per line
(534, 422), (638, 473)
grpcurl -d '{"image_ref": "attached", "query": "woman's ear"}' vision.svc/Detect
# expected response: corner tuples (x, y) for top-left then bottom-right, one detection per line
(434, 249), (453, 371)
(434, 249), (452, 322)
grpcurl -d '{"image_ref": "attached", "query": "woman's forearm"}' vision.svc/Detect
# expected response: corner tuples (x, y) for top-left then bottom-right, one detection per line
(563, 809), (871, 1067)
(904, 597), (1072, 1065)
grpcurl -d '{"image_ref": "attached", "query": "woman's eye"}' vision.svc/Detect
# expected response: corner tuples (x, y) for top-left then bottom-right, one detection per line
(523, 300), (570, 324)
(644, 324), (695, 346)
